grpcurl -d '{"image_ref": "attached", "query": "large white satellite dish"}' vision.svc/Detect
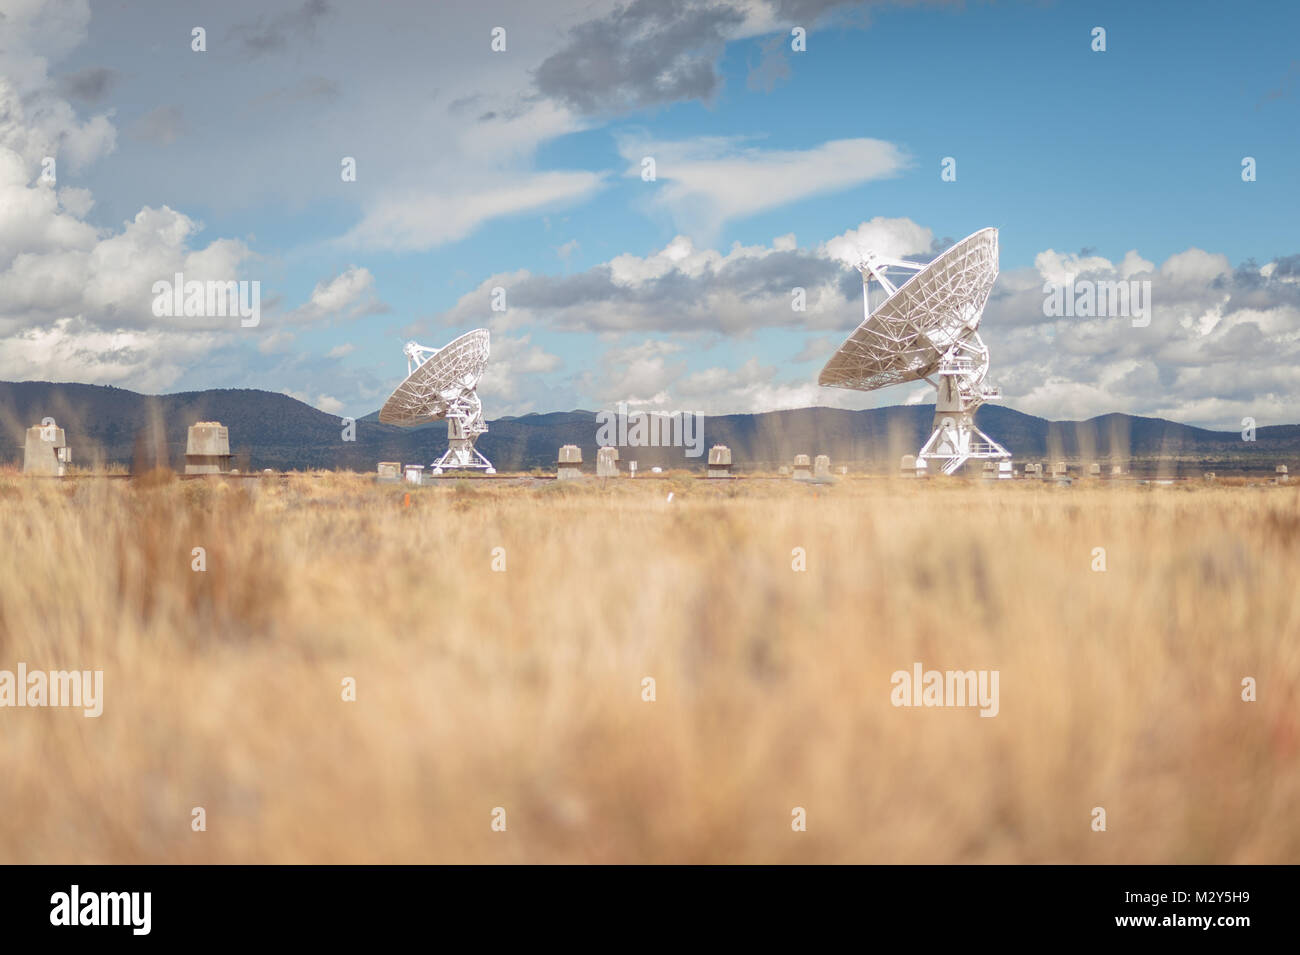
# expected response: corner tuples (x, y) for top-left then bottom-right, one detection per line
(819, 227), (1011, 475)
(379, 328), (495, 474)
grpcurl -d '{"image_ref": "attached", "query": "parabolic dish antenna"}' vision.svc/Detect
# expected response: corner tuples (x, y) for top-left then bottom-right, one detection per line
(818, 227), (1011, 475)
(379, 328), (495, 474)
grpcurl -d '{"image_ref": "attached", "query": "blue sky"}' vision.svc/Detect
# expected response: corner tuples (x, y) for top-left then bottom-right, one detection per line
(2, 0), (1298, 426)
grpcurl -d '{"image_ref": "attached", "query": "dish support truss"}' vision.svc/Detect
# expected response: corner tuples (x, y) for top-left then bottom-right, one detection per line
(403, 341), (495, 474)
(858, 253), (1010, 476)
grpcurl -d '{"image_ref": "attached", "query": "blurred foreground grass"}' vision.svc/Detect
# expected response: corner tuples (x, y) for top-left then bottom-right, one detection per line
(0, 472), (1296, 863)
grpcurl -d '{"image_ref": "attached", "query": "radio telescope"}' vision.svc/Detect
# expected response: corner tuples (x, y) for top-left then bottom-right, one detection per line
(819, 227), (1011, 475)
(379, 328), (495, 474)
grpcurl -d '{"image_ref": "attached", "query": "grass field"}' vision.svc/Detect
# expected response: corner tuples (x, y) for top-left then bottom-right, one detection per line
(0, 471), (1297, 863)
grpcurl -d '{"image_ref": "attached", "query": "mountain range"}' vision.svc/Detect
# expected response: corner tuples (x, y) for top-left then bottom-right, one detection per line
(2, 380), (1296, 474)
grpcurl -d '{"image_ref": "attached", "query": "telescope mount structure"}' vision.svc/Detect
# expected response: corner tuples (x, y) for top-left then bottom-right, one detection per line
(379, 329), (495, 474)
(819, 228), (1011, 476)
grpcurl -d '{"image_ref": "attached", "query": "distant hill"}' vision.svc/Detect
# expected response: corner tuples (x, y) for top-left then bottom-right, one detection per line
(1, 380), (1296, 474)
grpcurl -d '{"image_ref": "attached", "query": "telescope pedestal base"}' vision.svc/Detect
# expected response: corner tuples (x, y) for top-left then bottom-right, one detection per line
(917, 410), (1009, 477)
(430, 438), (494, 475)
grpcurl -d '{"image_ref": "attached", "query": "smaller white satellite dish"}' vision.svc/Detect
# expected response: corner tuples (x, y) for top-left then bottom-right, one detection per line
(379, 328), (495, 473)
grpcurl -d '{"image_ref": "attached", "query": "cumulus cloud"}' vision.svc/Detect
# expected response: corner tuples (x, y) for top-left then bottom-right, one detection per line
(985, 245), (1300, 427)
(822, 217), (935, 266)
(420, 215), (1300, 424)
(0, 317), (222, 393)
(477, 334), (565, 408)
(0, 3), (116, 169)
(289, 266), (384, 323)
(0, 77), (115, 172)
(418, 216), (927, 338)
(0, 191), (255, 338)
(0, 4), (264, 388)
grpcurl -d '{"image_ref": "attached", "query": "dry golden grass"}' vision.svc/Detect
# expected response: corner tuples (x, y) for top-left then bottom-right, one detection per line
(0, 472), (1297, 863)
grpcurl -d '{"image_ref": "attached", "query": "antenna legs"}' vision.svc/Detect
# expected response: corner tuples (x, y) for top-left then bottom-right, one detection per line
(917, 410), (1009, 475)
(430, 439), (495, 474)
(430, 395), (495, 474)
(916, 363), (1010, 475)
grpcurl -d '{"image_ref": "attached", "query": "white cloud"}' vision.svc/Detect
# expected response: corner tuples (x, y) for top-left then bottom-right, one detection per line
(0, 77), (115, 173)
(1159, 248), (1232, 289)
(0, 185), (257, 337)
(0, 317), (219, 392)
(283, 389), (343, 414)
(0, 3), (270, 387)
(988, 244), (1300, 427)
(292, 266), (381, 322)
(0, 147), (98, 267)
(431, 224), (1300, 425)
(822, 217), (935, 267)
(618, 135), (909, 242)
(338, 171), (606, 253)
(478, 334), (564, 406)
(1033, 248), (1120, 286)
(423, 217), (930, 338)
(0, 1), (115, 170)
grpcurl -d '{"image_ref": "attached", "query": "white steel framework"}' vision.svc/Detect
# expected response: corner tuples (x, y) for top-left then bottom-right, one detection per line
(379, 329), (495, 474)
(819, 228), (1011, 475)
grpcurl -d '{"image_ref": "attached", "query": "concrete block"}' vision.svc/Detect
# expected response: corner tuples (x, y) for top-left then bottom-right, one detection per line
(23, 421), (69, 476)
(185, 421), (232, 474)
(558, 444), (583, 480)
(707, 445), (732, 478)
(596, 446), (619, 477)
